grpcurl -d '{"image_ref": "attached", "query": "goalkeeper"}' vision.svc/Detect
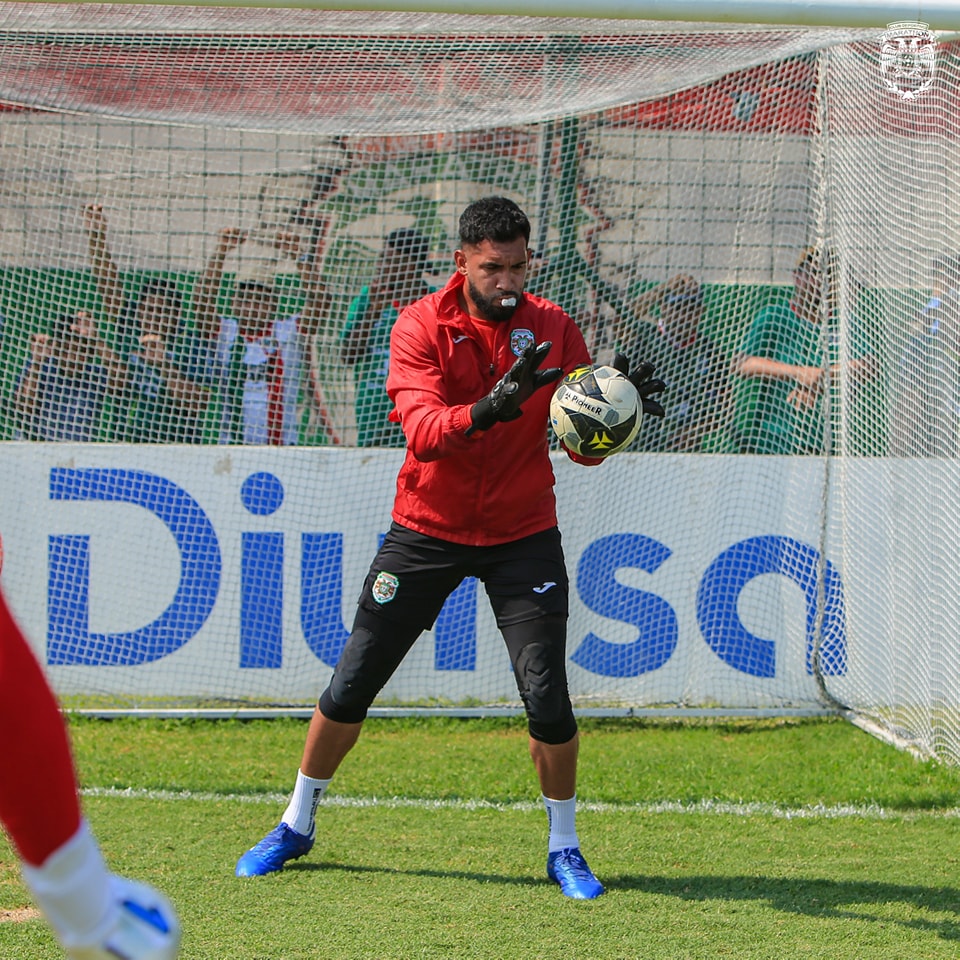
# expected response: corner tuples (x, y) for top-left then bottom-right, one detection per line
(235, 195), (664, 899)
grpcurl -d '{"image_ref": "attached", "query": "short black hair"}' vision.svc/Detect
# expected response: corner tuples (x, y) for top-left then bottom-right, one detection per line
(795, 246), (821, 273)
(386, 227), (430, 270)
(137, 276), (183, 315)
(459, 196), (531, 247)
(235, 279), (276, 296)
(48, 313), (79, 342)
(795, 245), (839, 281)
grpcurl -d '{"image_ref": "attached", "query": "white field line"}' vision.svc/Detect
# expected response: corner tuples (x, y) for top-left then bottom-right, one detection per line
(79, 786), (960, 821)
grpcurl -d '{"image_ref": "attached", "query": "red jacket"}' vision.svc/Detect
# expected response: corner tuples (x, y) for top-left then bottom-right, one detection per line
(386, 271), (594, 546)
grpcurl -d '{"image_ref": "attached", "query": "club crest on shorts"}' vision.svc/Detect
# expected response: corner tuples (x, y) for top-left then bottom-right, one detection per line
(510, 328), (535, 356)
(879, 21), (936, 101)
(372, 570), (399, 604)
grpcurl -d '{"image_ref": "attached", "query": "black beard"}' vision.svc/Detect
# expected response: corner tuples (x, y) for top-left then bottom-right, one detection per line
(468, 280), (519, 323)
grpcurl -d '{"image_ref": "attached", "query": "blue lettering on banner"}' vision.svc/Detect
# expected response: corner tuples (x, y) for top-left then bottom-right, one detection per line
(48, 468), (221, 666)
(434, 577), (478, 671)
(300, 531), (479, 671)
(300, 532), (349, 667)
(696, 535), (847, 678)
(45, 469), (847, 679)
(239, 471), (286, 668)
(570, 534), (679, 677)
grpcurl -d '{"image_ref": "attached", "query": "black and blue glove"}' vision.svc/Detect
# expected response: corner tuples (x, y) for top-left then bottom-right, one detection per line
(612, 353), (666, 419)
(467, 340), (563, 435)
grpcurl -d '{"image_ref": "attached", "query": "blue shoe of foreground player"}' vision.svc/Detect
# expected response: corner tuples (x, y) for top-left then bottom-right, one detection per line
(547, 847), (605, 899)
(235, 823), (314, 877)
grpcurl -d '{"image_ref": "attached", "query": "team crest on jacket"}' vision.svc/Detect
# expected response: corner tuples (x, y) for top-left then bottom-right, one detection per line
(510, 328), (535, 356)
(372, 571), (399, 604)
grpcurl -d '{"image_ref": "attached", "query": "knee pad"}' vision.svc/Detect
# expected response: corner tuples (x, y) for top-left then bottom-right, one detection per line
(523, 672), (578, 744)
(504, 616), (578, 745)
(319, 616), (421, 724)
(319, 683), (368, 725)
(319, 627), (380, 723)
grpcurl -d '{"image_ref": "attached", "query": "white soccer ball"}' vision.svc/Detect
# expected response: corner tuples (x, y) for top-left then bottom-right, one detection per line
(549, 364), (642, 458)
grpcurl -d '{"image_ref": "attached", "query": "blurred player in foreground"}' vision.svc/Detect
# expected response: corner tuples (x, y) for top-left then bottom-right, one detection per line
(235, 195), (664, 899)
(0, 590), (180, 959)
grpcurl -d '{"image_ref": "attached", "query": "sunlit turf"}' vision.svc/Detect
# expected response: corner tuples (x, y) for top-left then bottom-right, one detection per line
(2, 716), (960, 959)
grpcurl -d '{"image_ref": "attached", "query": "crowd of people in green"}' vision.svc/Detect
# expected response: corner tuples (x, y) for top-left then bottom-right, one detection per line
(7, 202), (959, 457)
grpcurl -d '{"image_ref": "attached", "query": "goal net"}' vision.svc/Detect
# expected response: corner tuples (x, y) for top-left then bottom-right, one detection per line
(0, 3), (957, 759)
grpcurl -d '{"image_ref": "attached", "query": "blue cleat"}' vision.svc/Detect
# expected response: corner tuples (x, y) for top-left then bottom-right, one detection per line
(547, 847), (605, 899)
(235, 823), (314, 877)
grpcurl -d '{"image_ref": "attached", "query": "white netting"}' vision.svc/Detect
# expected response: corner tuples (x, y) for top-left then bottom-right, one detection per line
(0, 4), (957, 761)
(0, 7), (873, 133)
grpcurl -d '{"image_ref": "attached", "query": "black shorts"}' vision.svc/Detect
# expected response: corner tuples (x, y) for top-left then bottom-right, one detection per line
(356, 522), (569, 630)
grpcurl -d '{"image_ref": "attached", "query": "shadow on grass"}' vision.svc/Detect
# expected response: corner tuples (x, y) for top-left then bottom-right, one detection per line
(288, 859), (545, 889)
(615, 873), (960, 940)
(288, 862), (960, 939)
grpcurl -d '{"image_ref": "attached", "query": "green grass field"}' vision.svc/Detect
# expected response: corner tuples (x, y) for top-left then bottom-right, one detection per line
(3, 715), (960, 959)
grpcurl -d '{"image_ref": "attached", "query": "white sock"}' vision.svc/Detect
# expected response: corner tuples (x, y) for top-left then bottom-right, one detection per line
(20, 819), (115, 952)
(543, 794), (580, 853)
(281, 770), (331, 837)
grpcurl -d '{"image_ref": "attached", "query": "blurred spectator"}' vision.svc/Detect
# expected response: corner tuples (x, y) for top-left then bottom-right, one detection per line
(732, 246), (876, 455)
(194, 227), (328, 445)
(12, 311), (124, 442)
(292, 212), (342, 446)
(916, 253), (960, 334)
(82, 203), (210, 443)
(340, 228), (432, 447)
(891, 289), (960, 456)
(616, 274), (727, 452)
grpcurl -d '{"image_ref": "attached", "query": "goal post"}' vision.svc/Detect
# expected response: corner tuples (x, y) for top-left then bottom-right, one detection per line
(0, 3), (958, 762)
(26, 0), (960, 30)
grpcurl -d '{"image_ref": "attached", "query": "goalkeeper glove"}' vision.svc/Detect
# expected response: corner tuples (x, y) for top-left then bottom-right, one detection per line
(467, 340), (562, 435)
(612, 353), (667, 419)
